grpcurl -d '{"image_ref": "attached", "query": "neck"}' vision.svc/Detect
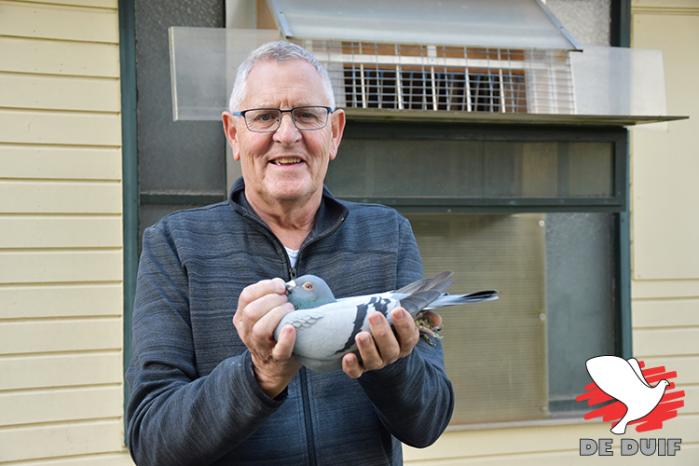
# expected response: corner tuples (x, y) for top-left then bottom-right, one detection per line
(244, 188), (322, 250)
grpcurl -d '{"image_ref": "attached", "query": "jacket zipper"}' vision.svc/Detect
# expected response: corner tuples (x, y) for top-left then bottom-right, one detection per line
(240, 209), (345, 466)
(286, 216), (344, 466)
(299, 366), (317, 466)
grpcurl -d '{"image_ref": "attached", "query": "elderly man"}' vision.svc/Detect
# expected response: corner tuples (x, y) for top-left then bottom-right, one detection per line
(127, 41), (453, 466)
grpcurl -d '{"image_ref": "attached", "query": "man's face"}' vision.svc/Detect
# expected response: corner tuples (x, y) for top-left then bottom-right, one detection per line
(222, 60), (345, 207)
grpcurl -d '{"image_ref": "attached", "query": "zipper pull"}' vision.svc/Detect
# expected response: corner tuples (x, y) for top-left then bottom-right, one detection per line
(289, 267), (296, 279)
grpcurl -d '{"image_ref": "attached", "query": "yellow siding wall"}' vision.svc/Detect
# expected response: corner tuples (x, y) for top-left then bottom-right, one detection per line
(0, 0), (132, 464)
(404, 1), (699, 464)
(1, 1), (696, 465)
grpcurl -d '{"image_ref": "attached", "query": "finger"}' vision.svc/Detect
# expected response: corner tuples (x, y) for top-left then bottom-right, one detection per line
(271, 324), (296, 361)
(234, 292), (288, 337)
(355, 331), (384, 371)
(367, 312), (400, 364)
(238, 278), (286, 309)
(250, 302), (295, 348)
(243, 293), (288, 322)
(391, 308), (419, 357)
(342, 352), (363, 379)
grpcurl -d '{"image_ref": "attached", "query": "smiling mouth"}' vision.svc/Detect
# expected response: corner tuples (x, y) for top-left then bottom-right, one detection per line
(270, 156), (304, 166)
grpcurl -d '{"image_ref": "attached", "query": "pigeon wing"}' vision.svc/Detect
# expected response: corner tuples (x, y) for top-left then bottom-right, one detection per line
(585, 356), (646, 403)
(627, 358), (651, 388)
(285, 298), (401, 361)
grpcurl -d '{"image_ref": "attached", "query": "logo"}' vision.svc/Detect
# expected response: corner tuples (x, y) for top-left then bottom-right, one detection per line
(575, 355), (685, 457)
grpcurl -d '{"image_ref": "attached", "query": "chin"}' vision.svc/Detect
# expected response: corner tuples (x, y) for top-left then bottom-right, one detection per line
(267, 182), (314, 204)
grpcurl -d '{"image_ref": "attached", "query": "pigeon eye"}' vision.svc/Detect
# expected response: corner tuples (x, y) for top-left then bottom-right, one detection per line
(302, 282), (313, 290)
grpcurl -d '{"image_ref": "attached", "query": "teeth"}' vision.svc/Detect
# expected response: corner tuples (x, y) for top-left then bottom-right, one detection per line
(273, 157), (302, 165)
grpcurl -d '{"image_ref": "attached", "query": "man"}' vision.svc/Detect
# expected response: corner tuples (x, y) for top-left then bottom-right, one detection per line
(127, 41), (453, 466)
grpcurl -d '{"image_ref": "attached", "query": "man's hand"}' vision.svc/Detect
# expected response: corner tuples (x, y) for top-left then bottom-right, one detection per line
(233, 278), (301, 398)
(341, 307), (419, 379)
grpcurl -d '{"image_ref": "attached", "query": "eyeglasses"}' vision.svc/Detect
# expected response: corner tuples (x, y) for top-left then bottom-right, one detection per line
(232, 106), (334, 133)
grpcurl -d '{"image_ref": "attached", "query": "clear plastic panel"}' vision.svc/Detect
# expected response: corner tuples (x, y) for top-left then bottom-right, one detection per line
(169, 28), (669, 122)
(169, 27), (280, 121)
(570, 46), (667, 117)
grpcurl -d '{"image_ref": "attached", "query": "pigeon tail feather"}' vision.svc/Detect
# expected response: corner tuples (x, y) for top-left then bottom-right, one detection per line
(398, 272), (455, 316)
(611, 419), (629, 435)
(425, 290), (499, 309)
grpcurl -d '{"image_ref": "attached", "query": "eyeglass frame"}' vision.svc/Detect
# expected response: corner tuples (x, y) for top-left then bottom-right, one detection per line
(231, 106), (336, 133)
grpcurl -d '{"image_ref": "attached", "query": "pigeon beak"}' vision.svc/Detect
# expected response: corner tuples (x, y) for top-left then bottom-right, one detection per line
(285, 280), (296, 294)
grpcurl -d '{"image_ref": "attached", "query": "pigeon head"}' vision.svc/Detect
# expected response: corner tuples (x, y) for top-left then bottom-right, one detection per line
(285, 275), (336, 310)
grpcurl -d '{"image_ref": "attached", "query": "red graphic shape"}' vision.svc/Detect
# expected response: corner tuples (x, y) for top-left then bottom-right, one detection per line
(576, 360), (685, 433)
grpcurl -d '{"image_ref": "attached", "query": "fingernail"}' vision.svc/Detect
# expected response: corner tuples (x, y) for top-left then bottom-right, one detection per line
(369, 313), (382, 325)
(392, 309), (403, 321)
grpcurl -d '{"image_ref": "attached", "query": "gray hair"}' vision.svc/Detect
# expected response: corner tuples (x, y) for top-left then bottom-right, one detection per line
(228, 41), (335, 112)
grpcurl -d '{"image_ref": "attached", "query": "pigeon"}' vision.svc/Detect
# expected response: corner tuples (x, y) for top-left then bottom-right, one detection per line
(273, 271), (498, 372)
(585, 355), (669, 435)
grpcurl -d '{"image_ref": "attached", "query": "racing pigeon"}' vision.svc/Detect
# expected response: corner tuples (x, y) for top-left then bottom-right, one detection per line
(274, 271), (498, 372)
(585, 356), (670, 434)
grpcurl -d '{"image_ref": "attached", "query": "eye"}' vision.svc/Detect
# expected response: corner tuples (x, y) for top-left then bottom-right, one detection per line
(254, 112), (276, 122)
(302, 282), (313, 290)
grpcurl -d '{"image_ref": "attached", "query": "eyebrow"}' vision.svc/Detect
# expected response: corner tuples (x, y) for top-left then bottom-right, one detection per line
(246, 103), (318, 109)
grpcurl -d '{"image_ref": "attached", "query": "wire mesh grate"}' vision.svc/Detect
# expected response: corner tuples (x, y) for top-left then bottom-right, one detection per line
(299, 39), (575, 114)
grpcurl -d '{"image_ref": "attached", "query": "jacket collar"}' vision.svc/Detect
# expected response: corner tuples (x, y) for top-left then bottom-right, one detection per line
(228, 177), (348, 243)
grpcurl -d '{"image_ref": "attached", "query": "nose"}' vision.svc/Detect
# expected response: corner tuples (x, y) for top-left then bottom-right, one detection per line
(273, 112), (301, 143)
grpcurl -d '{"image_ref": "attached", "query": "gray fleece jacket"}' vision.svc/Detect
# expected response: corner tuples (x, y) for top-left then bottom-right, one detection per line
(126, 178), (454, 466)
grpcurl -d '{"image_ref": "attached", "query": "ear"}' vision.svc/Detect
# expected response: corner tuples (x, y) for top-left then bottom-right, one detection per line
(328, 108), (346, 161)
(222, 111), (241, 161)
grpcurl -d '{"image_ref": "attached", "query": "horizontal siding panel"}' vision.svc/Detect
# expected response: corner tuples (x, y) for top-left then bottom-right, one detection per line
(0, 37), (119, 77)
(684, 385), (699, 414)
(641, 355), (699, 385)
(0, 420), (123, 463)
(0, 284), (121, 319)
(634, 298), (699, 327)
(0, 1), (118, 43)
(0, 385), (121, 426)
(404, 415), (699, 463)
(0, 181), (122, 214)
(406, 443), (699, 465)
(0, 145), (121, 180)
(634, 328), (699, 357)
(4, 453), (135, 466)
(0, 318), (121, 355)
(0, 110), (121, 145)
(0, 250), (122, 283)
(0, 352), (121, 390)
(18, 0), (118, 8)
(0, 73), (120, 112)
(0, 217), (122, 248)
(632, 279), (699, 299)
(403, 415), (699, 466)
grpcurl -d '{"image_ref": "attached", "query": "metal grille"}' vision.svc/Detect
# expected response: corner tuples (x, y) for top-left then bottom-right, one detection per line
(298, 40), (575, 114)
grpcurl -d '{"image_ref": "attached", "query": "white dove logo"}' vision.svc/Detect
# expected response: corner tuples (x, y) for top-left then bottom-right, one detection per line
(585, 356), (670, 435)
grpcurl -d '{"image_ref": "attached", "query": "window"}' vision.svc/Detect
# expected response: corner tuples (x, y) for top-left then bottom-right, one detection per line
(326, 120), (627, 425)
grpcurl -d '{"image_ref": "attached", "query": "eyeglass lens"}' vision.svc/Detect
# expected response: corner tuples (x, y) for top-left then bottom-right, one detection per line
(244, 107), (328, 131)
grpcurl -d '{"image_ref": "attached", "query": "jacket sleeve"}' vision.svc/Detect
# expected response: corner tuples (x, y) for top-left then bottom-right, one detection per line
(357, 215), (455, 448)
(126, 222), (284, 466)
